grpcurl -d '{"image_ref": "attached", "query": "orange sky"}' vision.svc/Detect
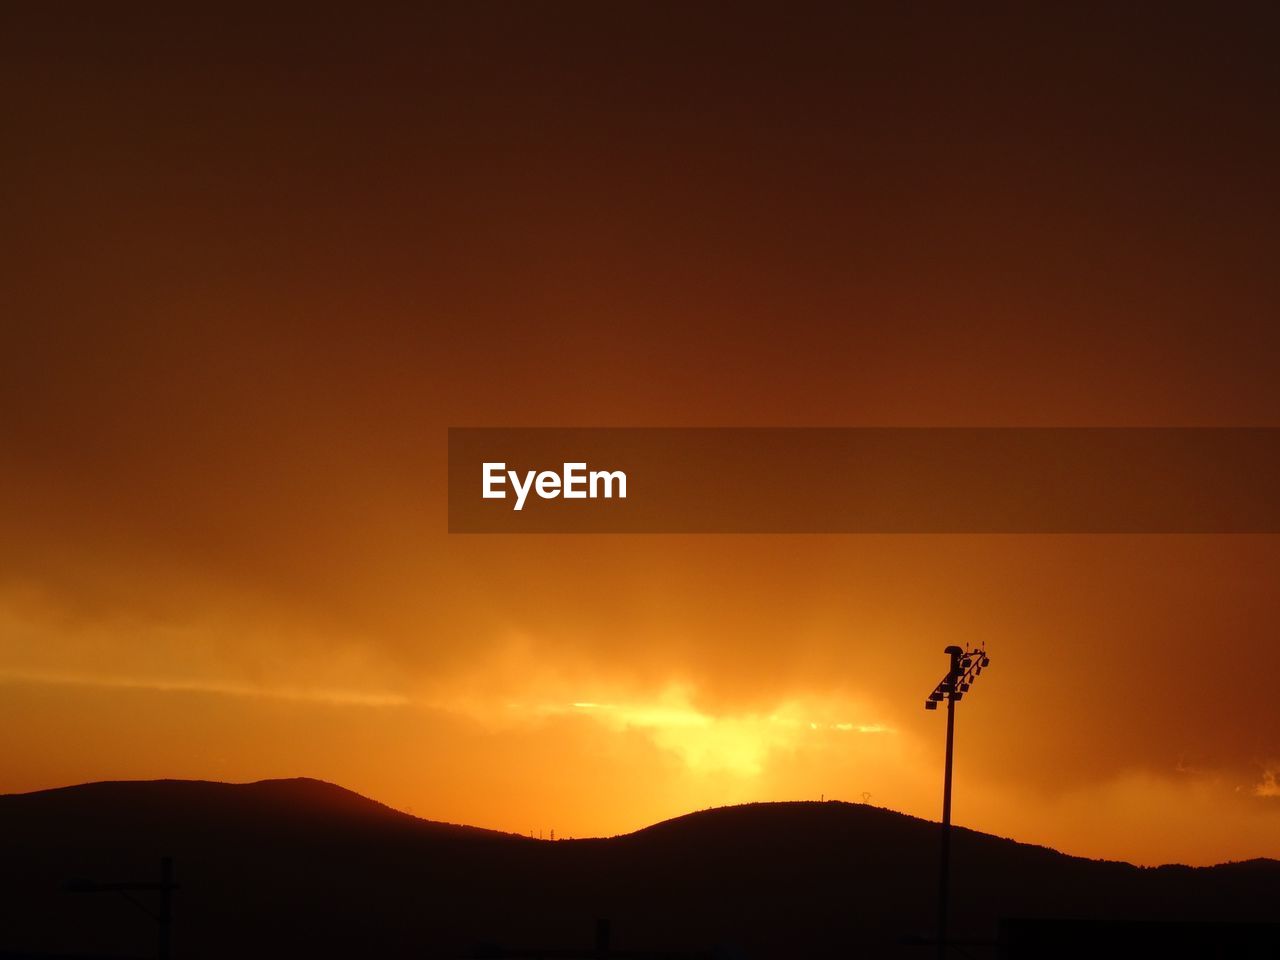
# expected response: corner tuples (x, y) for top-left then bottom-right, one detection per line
(3, 5), (1279, 866)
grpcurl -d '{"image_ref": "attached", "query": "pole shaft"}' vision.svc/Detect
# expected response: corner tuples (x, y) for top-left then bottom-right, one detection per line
(937, 688), (956, 960)
(159, 857), (172, 960)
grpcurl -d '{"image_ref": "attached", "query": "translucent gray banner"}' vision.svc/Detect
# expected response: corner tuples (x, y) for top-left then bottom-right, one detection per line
(448, 428), (1280, 533)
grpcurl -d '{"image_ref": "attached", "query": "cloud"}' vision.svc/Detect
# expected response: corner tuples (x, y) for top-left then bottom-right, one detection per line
(0, 669), (410, 708)
(1254, 766), (1280, 799)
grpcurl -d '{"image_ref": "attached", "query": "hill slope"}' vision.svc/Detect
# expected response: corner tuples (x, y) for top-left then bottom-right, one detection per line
(0, 779), (1276, 958)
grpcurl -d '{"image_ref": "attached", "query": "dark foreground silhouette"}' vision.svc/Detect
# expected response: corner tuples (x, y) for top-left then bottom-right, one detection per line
(0, 779), (1276, 958)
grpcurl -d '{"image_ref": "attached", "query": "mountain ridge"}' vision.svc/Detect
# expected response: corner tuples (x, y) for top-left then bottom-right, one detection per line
(8, 777), (1278, 869)
(1, 777), (1276, 958)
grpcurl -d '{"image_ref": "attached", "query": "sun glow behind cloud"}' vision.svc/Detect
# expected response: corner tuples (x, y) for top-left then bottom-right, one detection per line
(510, 686), (893, 776)
(398, 635), (898, 778)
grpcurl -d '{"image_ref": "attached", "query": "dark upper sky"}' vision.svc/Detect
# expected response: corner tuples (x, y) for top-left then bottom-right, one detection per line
(2, 4), (1279, 864)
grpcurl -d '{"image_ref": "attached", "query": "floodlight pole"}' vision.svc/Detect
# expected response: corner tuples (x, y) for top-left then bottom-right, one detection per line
(936, 645), (961, 960)
(923, 643), (990, 958)
(159, 856), (173, 960)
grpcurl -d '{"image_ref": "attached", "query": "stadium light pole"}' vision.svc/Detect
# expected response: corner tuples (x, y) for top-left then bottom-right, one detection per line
(924, 644), (990, 960)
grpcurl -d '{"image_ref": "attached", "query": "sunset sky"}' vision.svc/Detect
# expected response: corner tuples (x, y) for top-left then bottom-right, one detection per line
(3, 5), (1280, 867)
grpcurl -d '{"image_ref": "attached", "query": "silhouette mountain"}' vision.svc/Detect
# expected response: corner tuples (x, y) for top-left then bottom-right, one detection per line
(0, 779), (1276, 958)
